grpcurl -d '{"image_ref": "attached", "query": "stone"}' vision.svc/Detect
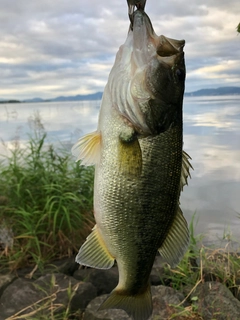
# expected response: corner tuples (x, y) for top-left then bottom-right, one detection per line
(151, 285), (187, 319)
(16, 256), (79, 279)
(83, 294), (130, 320)
(0, 278), (45, 319)
(74, 267), (118, 295)
(0, 273), (97, 319)
(34, 273), (97, 313)
(0, 274), (16, 296)
(191, 281), (240, 320)
(83, 285), (187, 320)
(150, 256), (176, 287)
(44, 257), (79, 276)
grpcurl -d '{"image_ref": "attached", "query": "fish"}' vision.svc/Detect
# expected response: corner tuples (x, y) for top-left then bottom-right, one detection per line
(72, 6), (192, 320)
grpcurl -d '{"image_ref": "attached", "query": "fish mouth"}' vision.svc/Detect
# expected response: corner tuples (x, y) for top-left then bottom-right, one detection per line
(132, 10), (185, 68)
(107, 9), (185, 135)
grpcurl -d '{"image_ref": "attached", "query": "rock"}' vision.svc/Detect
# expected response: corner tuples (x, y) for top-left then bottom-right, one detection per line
(16, 256), (79, 279)
(191, 281), (240, 320)
(0, 278), (45, 319)
(150, 266), (169, 286)
(83, 285), (186, 320)
(35, 273), (97, 312)
(74, 257), (169, 296)
(0, 273), (97, 319)
(74, 256), (172, 296)
(151, 285), (187, 319)
(83, 294), (130, 320)
(150, 256), (178, 287)
(44, 257), (79, 276)
(0, 274), (16, 296)
(74, 267), (118, 295)
(70, 280), (97, 313)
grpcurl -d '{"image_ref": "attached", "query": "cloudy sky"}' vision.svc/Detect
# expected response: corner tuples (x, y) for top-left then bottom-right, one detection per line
(1, 0), (239, 100)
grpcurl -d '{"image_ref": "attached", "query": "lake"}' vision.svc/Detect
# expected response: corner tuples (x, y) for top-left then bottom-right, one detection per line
(0, 96), (240, 246)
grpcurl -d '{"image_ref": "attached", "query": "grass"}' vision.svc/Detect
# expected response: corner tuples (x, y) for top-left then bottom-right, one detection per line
(157, 216), (240, 319)
(165, 217), (240, 293)
(0, 113), (94, 271)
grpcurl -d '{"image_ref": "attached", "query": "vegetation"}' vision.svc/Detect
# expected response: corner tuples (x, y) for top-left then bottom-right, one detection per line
(1, 114), (240, 319)
(0, 100), (21, 104)
(4, 216), (240, 319)
(0, 114), (94, 271)
(156, 217), (240, 319)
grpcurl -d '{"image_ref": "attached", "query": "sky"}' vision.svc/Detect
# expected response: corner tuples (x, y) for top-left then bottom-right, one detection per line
(1, 0), (240, 100)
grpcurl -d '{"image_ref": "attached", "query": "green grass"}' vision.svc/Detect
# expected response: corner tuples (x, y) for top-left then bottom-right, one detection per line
(0, 114), (94, 271)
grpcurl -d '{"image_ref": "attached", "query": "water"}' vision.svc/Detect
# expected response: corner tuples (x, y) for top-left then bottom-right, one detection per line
(0, 96), (240, 245)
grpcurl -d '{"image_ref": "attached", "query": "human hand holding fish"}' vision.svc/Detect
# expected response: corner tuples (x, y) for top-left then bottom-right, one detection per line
(72, 1), (192, 319)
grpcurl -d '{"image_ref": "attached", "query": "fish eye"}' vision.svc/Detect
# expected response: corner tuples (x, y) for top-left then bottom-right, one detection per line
(175, 68), (185, 81)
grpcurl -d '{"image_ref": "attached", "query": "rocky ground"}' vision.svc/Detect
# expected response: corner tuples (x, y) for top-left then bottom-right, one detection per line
(0, 256), (240, 320)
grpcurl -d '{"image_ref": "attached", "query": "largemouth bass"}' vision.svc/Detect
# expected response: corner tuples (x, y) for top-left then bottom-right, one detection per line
(72, 6), (191, 320)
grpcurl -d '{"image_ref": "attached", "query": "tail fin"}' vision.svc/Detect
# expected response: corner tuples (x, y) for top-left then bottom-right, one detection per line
(99, 285), (152, 320)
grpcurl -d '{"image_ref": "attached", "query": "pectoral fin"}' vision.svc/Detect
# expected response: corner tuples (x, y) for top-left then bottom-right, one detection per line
(76, 226), (114, 269)
(158, 206), (189, 268)
(118, 126), (142, 176)
(71, 131), (101, 166)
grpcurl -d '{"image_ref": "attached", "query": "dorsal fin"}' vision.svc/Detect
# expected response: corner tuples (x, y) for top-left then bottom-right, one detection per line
(71, 131), (101, 166)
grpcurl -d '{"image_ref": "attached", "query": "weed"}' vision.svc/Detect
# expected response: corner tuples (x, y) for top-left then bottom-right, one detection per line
(0, 113), (94, 271)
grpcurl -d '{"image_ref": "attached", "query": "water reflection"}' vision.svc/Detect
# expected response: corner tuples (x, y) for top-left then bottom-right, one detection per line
(0, 97), (240, 244)
(182, 96), (240, 244)
(0, 101), (100, 156)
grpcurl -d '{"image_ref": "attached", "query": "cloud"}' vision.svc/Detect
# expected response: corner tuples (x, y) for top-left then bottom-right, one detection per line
(0, 0), (239, 99)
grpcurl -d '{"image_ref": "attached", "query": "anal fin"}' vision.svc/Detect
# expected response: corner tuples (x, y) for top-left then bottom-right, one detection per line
(71, 131), (101, 166)
(158, 206), (189, 268)
(76, 226), (114, 269)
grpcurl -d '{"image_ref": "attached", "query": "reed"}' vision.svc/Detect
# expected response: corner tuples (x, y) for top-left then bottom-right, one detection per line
(0, 114), (94, 271)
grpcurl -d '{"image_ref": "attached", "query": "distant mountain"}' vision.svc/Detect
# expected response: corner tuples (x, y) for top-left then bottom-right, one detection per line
(184, 86), (240, 97)
(1, 87), (240, 104)
(23, 97), (45, 103)
(22, 92), (103, 103)
(51, 92), (103, 102)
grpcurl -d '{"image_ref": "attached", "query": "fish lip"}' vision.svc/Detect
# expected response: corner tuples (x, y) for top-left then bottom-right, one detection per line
(131, 10), (185, 59)
(157, 35), (185, 57)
